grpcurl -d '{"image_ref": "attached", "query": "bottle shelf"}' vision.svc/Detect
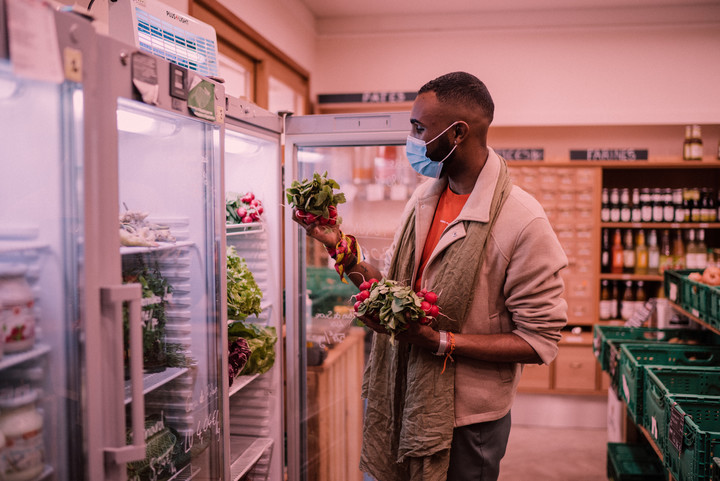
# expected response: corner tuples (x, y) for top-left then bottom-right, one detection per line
(602, 222), (720, 229)
(600, 273), (664, 282)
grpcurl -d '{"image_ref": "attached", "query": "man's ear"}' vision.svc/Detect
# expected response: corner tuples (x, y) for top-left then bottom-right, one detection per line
(454, 121), (469, 143)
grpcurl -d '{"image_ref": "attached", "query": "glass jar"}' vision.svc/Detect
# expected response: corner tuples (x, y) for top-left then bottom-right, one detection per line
(0, 388), (44, 481)
(0, 269), (36, 354)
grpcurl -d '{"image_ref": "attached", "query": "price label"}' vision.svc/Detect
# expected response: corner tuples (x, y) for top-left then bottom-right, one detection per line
(668, 403), (685, 453)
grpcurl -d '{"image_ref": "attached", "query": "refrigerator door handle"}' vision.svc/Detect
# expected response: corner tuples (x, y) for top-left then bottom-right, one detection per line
(101, 284), (147, 464)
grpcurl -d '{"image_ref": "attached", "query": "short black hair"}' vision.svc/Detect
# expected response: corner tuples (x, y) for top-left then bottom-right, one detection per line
(418, 72), (494, 122)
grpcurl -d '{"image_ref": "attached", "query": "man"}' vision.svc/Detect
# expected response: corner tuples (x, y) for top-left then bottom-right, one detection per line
(293, 71), (568, 481)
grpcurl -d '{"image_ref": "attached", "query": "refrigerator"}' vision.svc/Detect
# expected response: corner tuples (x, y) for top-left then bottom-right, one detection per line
(216, 104), (418, 481)
(222, 97), (285, 481)
(282, 112), (422, 481)
(0, 6), (97, 481)
(90, 29), (227, 481)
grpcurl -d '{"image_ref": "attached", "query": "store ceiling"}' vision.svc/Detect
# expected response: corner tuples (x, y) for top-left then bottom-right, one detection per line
(297, 0), (706, 19)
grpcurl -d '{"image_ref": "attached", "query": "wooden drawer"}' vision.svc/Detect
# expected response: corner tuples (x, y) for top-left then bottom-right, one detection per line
(554, 343), (598, 391)
(518, 362), (551, 390)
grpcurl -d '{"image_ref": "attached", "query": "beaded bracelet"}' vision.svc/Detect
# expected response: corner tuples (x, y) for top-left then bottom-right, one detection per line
(325, 231), (362, 283)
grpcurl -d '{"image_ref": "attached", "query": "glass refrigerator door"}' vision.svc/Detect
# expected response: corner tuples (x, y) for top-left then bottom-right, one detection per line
(223, 118), (284, 481)
(283, 112), (419, 481)
(116, 97), (224, 480)
(0, 60), (84, 480)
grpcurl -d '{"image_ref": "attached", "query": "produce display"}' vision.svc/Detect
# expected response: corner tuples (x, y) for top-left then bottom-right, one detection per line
(688, 266), (720, 286)
(119, 210), (176, 247)
(228, 337), (252, 386)
(286, 171), (345, 226)
(227, 320), (277, 376)
(353, 278), (441, 344)
(226, 191), (264, 225)
(122, 258), (184, 373)
(226, 247), (262, 321)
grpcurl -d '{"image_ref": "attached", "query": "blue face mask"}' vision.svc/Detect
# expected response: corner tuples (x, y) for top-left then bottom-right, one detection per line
(406, 122), (460, 178)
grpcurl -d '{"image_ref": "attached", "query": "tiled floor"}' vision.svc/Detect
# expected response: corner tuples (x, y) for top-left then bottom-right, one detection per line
(498, 424), (608, 481)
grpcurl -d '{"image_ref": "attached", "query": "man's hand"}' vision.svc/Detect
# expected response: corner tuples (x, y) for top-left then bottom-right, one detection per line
(291, 208), (341, 248)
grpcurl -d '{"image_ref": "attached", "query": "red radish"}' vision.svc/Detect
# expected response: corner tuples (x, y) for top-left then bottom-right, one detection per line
(356, 290), (370, 302)
(250, 199), (259, 207)
(418, 288), (427, 298)
(359, 281), (371, 291)
(236, 207), (247, 218)
(424, 292), (438, 304)
(429, 305), (440, 317)
(242, 215), (253, 223)
(354, 301), (362, 311)
(257, 206), (264, 215)
(305, 212), (319, 223)
(421, 301), (432, 313)
(327, 217), (337, 226)
(369, 278), (379, 285)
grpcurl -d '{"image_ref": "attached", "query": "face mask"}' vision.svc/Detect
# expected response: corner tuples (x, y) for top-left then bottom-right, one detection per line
(406, 122), (460, 178)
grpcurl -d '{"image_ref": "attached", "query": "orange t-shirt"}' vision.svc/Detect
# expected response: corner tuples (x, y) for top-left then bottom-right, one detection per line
(414, 186), (470, 291)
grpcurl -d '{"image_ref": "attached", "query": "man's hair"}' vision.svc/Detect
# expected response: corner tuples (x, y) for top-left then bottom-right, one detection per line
(418, 72), (494, 122)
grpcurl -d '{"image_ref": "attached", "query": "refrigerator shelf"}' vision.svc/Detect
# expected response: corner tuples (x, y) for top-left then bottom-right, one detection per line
(167, 463), (201, 480)
(0, 343), (51, 371)
(0, 241), (49, 254)
(120, 240), (194, 256)
(123, 366), (189, 404)
(226, 223), (264, 236)
(229, 373), (260, 397)
(229, 435), (273, 481)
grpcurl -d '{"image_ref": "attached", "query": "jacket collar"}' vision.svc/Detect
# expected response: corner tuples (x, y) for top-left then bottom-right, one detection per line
(418, 147), (502, 225)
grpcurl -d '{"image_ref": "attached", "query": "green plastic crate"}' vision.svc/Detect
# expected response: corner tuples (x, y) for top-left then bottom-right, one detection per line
(593, 326), (715, 396)
(665, 269), (703, 306)
(664, 397), (720, 481)
(607, 442), (666, 481)
(618, 344), (720, 423)
(708, 286), (720, 331)
(643, 366), (720, 456)
(683, 275), (714, 321)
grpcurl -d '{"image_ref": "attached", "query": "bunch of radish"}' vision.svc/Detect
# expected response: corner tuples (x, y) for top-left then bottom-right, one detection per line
(226, 192), (264, 224)
(286, 172), (345, 226)
(353, 278), (441, 344)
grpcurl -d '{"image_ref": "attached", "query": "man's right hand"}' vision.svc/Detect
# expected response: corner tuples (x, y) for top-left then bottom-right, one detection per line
(291, 208), (342, 249)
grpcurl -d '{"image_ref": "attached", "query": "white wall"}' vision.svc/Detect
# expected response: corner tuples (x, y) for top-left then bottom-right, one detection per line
(313, 23), (720, 126)
(217, 0), (316, 75)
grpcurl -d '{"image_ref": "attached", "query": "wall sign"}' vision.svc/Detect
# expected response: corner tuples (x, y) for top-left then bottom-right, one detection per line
(318, 92), (417, 104)
(495, 148), (544, 161)
(570, 149), (649, 161)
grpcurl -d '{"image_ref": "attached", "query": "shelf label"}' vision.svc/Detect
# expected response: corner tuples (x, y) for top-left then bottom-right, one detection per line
(570, 149), (648, 161)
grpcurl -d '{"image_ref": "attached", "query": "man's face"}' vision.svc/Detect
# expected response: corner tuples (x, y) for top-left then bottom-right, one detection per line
(409, 92), (456, 163)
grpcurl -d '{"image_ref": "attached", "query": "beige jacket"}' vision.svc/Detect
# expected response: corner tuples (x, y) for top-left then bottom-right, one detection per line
(384, 148), (568, 427)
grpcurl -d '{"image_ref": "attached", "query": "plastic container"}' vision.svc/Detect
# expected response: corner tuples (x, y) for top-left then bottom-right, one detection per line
(664, 397), (720, 481)
(606, 442), (666, 481)
(642, 366), (720, 455)
(0, 269), (36, 354)
(617, 343), (720, 423)
(0, 388), (44, 481)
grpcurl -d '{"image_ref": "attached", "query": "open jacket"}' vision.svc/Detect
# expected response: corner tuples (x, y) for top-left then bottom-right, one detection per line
(383, 148), (569, 426)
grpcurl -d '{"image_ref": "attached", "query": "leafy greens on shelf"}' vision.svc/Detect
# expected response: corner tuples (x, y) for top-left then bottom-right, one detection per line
(226, 246), (263, 321)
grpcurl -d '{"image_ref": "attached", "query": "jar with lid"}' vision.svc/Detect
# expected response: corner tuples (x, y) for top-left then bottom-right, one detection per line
(0, 387), (44, 481)
(0, 269), (36, 354)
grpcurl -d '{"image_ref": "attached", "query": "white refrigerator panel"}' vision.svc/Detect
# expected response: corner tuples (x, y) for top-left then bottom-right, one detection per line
(0, 59), (82, 480)
(223, 106), (284, 481)
(283, 112), (416, 481)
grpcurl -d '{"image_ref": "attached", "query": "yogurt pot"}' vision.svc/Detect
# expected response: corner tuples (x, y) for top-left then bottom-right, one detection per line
(0, 268), (36, 354)
(0, 387), (44, 481)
